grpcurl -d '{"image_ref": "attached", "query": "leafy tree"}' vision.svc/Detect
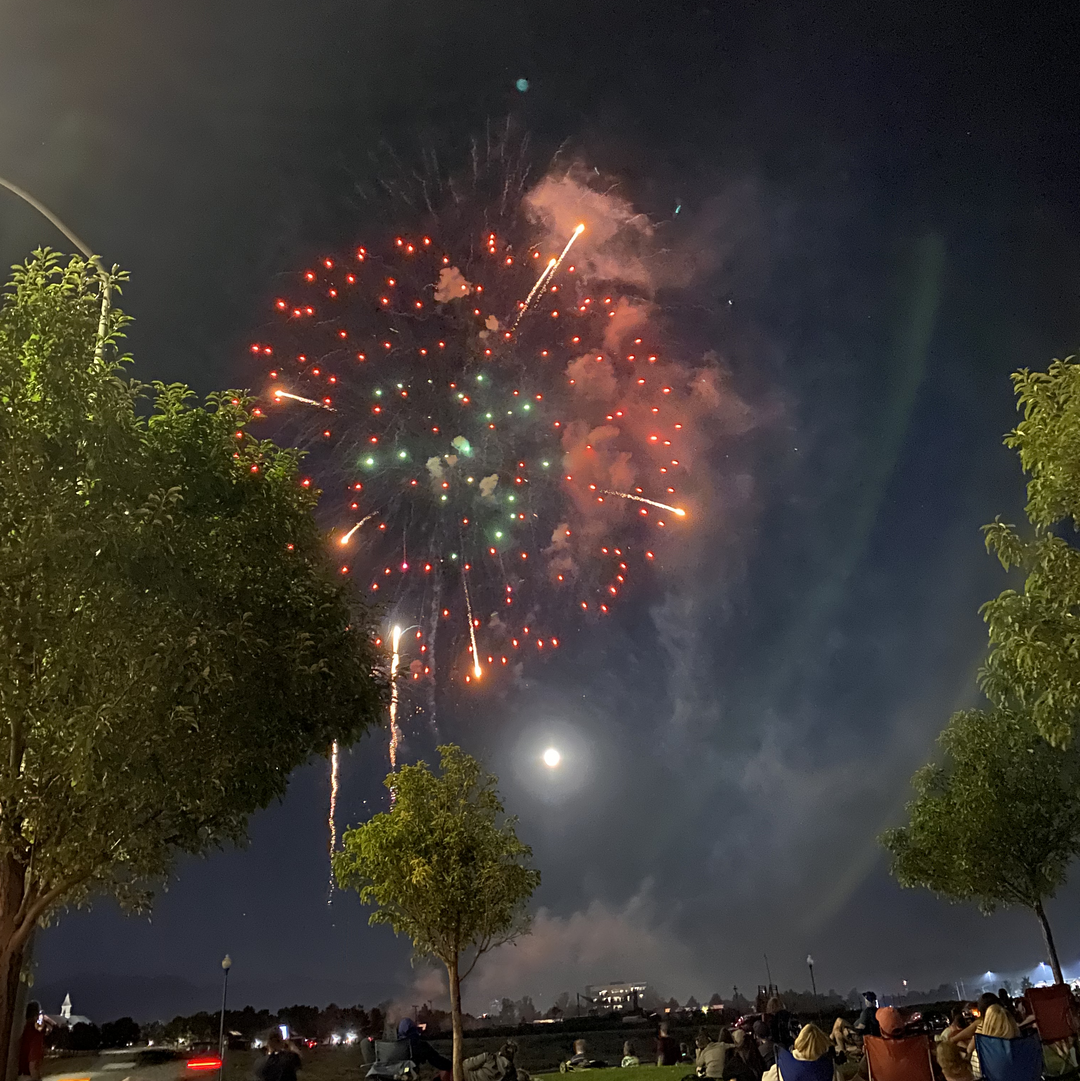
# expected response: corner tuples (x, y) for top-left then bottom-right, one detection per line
(67, 1023), (101, 1051)
(665, 998), (680, 1012)
(980, 357), (1080, 747)
(0, 252), (386, 1065)
(100, 1017), (140, 1048)
(516, 995), (538, 1023)
(684, 996), (700, 1011)
(335, 745), (540, 1081)
(882, 707), (1080, 983)
(707, 993), (723, 1008)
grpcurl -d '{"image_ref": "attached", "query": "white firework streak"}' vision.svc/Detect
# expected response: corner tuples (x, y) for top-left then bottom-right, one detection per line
(510, 224), (584, 331)
(388, 624), (404, 771)
(511, 257), (556, 330)
(273, 389), (336, 410)
(602, 490), (687, 516)
(327, 740), (339, 900)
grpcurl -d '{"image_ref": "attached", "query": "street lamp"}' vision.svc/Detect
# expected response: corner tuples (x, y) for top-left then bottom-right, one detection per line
(218, 955), (232, 1076)
(806, 955), (817, 998)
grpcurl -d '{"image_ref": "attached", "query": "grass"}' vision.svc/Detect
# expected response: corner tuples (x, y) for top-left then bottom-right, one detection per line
(534, 1068), (688, 1081)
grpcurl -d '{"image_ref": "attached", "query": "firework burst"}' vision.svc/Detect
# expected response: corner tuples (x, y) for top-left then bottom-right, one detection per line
(250, 149), (710, 858)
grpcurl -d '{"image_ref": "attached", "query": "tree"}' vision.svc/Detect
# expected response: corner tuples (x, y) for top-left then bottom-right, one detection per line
(980, 357), (1080, 747)
(100, 1017), (140, 1048)
(882, 707), (1080, 983)
(334, 746), (540, 1081)
(707, 993), (723, 1008)
(516, 995), (538, 1023)
(0, 252), (386, 1067)
(684, 996), (700, 1011)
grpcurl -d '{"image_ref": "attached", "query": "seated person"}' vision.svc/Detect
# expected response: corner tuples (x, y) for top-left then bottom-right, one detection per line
(563, 1039), (606, 1071)
(935, 1041), (973, 1081)
(621, 1042), (640, 1068)
(829, 1018), (858, 1057)
(753, 1021), (776, 1070)
(939, 1008), (968, 1044)
(695, 1031), (728, 1079)
(951, 1002), (1019, 1078)
(853, 993), (879, 1039)
(762, 1024), (840, 1081)
(729, 1030), (765, 1080)
(385, 1019), (452, 1077)
(874, 1007), (907, 1040)
(464, 1042), (524, 1081)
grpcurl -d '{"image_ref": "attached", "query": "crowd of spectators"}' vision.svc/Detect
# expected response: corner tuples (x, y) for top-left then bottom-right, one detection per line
(559, 985), (1080, 1080)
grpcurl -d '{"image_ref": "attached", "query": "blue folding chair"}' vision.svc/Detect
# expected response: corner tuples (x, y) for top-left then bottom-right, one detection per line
(974, 1033), (1042, 1081)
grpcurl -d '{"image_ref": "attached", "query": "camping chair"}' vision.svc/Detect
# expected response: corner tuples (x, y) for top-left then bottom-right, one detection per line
(367, 1040), (417, 1081)
(863, 1034), (933, 1081)
(973, 1033), (1042, 1081)
(1025, 985), (1079, 1077)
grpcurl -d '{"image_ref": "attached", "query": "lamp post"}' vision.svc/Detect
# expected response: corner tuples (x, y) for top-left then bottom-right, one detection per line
(806, 955), (817, 998)
(218, 955), (232, 1076)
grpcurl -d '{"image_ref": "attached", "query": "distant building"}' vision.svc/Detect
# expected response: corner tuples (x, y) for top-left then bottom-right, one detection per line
(587, 981), (647, 1012)
(43, 993), (92, 1030)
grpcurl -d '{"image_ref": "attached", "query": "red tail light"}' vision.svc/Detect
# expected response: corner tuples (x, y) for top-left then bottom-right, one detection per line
(187, 1056), (222, 1071)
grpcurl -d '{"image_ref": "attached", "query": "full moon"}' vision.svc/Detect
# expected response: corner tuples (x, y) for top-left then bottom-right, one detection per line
(542, 747), (562, 768)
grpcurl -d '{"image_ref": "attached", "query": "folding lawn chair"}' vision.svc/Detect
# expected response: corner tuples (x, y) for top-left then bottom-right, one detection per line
(1026, 984), (1079, 1076)
(973, 1033), (1042, 1081)
(1027, 985), (1075, 1043)
(863, 1034), (934, 1081)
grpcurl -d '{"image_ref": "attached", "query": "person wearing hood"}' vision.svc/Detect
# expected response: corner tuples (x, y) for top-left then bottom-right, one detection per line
(395, 1018), (453, 1075)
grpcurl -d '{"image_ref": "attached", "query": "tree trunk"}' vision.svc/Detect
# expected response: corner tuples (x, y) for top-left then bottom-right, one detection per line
(447, 955), (464, 1081)
(0, 852), (29, 1081)
(1033, 899), (1065, 985)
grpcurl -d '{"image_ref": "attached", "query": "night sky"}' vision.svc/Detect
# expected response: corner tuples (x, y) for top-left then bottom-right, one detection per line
(3, 0), (1080, 1022)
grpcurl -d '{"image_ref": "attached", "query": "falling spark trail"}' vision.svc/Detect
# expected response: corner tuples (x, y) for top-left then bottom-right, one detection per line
(510, 224), (584, 330)
(602, 490), (687, 517)
(274, 389), (336, 410)
(461, 566), (483, 680)
(388, 624), (404, 774)
(339, 514), (375, 545)
(327, 739), (339, 900)
(511, 257), (556, 330)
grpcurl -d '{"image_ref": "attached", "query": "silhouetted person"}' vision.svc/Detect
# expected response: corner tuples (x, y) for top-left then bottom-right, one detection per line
(656, 1023), (679, 1066)
(256, 1033), (302, 1081)
(853, 992), (879, 1038)
(17, 1001), (43, 1081)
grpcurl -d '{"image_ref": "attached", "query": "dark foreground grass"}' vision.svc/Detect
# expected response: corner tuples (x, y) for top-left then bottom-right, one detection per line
(534, 1067), (688, 1081)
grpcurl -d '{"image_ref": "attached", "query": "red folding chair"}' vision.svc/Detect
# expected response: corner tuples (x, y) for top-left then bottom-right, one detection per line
(1026, 985), (1075, 1042)
(1025, 984), (1078, 1076)
(864, 1034), (934, 1081)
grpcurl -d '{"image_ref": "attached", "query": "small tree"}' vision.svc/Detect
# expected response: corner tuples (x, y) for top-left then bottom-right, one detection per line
(0, 252), (386, 1067)
(882, 707), (1080, 983)
(335, 746), (540, 1081)
(980, 357), (1080, 747)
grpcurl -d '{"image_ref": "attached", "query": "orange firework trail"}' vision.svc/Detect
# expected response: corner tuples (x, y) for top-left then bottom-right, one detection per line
(461, 565), (482, 681)
(602, 490), (687, 517)
(339, 514), (375, 545)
